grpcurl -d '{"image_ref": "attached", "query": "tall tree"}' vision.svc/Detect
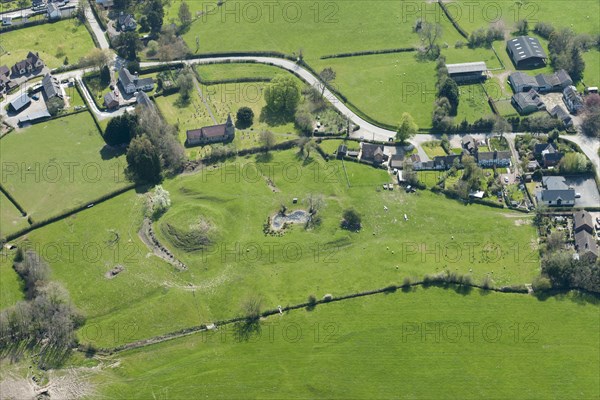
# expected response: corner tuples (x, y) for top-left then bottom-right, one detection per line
(178, 1), (192, 27)
(418, 22), (442, 58)
(113, 32), (142, 60)
(264, 74), (301, 119)
(176, 67), (195, 101)
(319, 67), (336, 96)
(569, 46), (585, 82)
(145, 0), (164, 34)
(103, 112), (138, 146)
(396, 112), (418, 143)
(438, 78), (459, 114)
(126, 135), (162, 183)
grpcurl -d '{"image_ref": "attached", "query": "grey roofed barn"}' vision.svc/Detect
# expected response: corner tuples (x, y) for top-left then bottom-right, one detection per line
(506, 36), (547, 68)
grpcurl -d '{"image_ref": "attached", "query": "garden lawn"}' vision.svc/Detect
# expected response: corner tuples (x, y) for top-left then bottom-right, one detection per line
(0, 192), (28, 238)
(0, 19), (96, 69)
(312, 53), (437, 129)
(93, 288), (600, 399)
(0, 112), (128, 222)
(20, 150), (540, 348)
(422, 140), (447, 158)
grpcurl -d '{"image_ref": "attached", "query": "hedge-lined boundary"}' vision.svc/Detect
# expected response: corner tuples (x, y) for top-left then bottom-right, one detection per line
(437, 0), (469, 39)
(186, 51), (296, 62)
(90, 274), (579, 355)
(0, 184), (28, 217)
(88, 0), (107, 32)
(2, 184), (137, 242)
(320, 47), (416, 59)
(0, 15), (49, 33)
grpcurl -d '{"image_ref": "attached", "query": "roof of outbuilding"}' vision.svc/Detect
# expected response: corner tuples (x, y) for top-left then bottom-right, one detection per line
(507, 36), (547, 61)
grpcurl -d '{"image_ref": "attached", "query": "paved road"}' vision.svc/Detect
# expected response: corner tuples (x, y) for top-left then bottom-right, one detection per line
(2, 51), (598, 179)
(84, 5), (109, 50)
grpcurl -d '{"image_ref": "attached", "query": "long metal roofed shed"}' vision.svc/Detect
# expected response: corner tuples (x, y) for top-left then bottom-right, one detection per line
(506, 36), (547, 68)
(445, 62), (487, 83)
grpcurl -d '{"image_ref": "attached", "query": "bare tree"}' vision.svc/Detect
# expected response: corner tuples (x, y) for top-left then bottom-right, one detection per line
(418, 22), (442, 58)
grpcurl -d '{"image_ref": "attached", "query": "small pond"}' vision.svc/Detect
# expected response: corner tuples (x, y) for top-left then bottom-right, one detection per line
(271, 210), (309, 230)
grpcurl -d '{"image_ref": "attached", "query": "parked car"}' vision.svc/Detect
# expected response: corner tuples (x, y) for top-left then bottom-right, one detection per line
(31, 94), (39, 100)
(575, 193), (581, 198)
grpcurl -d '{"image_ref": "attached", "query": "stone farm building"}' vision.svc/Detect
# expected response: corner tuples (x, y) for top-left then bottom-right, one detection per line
(512, 89), (545, 115)
(573, 211), (598, 262)
(186, 115), (235, 146)
(42, 73), (62, 100)
(508, 70), (572, 93)
(563, 86), (584, 114)
(506, 36), (547, 69)
(118, 67), (154, 95)
(445, 62), (487, 83)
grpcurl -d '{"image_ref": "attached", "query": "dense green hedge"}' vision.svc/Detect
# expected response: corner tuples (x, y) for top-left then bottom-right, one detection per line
(320, 47), (416, 59)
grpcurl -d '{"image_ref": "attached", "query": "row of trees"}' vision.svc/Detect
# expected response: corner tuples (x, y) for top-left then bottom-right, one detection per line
(103, 105), (185, 183)
(580, 94), (600, 138)
(0, 250), (84, 367)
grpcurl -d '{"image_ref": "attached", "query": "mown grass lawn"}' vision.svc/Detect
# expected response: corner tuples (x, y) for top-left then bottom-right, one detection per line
(0, 19), (96, 69)
(0, 193), (28, 238)
(422, 140), (447, 158)
(0, 112), (128, 222)
(22, 149), (539, 348)
(93, 287), (600, 399)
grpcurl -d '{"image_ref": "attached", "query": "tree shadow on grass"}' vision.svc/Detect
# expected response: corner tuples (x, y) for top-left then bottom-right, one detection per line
(259, 107), (293, 126)
(99, 144), (126, 160)
(174, 95), (191, 109)
(255, 152), (273, 163)
(233, 318), (262, 342)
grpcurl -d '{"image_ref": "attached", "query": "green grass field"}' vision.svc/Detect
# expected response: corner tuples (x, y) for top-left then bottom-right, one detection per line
(173, 1), (464, 62)
(92, 287), (600, 399)
(582, 49), (599, 89)
(196, 62), (284, 82)
(0, 193), (28, 238)
(0, 112), (128, 222)
(0, 254), (24, 310)
(0, 19), (96, 69)
(456, 83), (495, 123)
(18, 149), (540, 348)
(312, 53), (437, 128)
(446, 0), (599, 35)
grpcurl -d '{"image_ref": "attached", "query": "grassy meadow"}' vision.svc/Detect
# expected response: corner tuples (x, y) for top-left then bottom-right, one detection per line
(92, 287), (600, 399)
(0, 193), (28, 238)
(0, 113), (128, 223)
(0, 19), (96, 69)
(17, 149), (540, 348)
(0, 254), (24, 310)
(445, 0), (600, 35)
(196, 62), (284, 82)
(174, 1), (465, 61)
